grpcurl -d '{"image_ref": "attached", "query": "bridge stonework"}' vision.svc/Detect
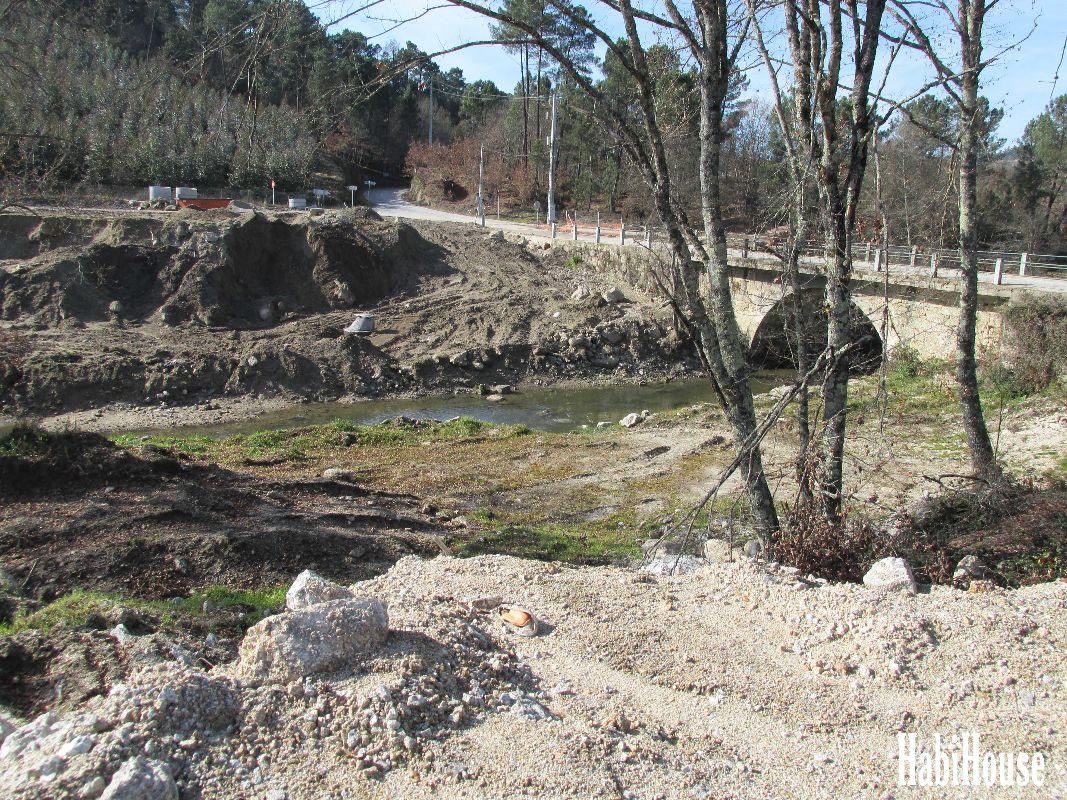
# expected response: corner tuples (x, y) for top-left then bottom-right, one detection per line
(548, 239), (1010, 362)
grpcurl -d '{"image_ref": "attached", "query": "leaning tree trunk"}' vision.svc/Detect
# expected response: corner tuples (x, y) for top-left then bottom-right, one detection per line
(956, 94), (1002, 483)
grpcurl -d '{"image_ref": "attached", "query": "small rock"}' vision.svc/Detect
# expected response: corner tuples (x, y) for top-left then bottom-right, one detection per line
(642, 555), (705, 576)
(641, 538), (682, 557)
(619, 412), (644, 428)
(285, 569), (354, 611)
(109, 624), (133, 645)
(952, 555), (989, 588)
(498, 605), (540, 637)
(100, 757), (177, 800)
(0, 710), (19, 746)
(602, 287), (627, 304)
(703, 538), (731, 562)
(58, 734), (96, 758)
(80, 775), (107, 798)
(322, 467), (358, 482)
(862, 557), (916, 593)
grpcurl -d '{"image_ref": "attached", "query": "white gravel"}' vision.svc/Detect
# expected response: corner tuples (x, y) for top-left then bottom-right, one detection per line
(2, 554), (1064, 799)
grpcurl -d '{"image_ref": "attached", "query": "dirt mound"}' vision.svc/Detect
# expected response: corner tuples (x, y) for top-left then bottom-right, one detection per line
(1, 210), (402, 328)
(2, 211), (689, 415)
(0, 426), (159, 495)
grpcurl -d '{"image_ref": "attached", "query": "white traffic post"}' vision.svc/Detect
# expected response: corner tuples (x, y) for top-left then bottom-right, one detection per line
(572, 216), (578, 240)
(620, 217), (625, 245)
(930, 253), (939, 277)
(551, 221), (557, 239)
(994, 257), (1004, 285)
(595, 211), (601, 244)
(1019, 252), (1028, 276)
(874, 248), (882, 272)
(644, 226), (651, 248)
(910, 245), (917, 268)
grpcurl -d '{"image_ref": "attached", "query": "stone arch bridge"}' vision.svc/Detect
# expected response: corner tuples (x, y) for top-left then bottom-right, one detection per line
(555, 240), (1021, 365)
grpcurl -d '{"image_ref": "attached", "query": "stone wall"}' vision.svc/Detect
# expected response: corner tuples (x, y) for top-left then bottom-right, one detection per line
(538, 237), (1010, 361)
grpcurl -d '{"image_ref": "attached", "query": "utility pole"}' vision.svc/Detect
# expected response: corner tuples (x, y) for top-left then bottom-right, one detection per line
(477, 143), (485, 226)
(547, 92), (557, 225)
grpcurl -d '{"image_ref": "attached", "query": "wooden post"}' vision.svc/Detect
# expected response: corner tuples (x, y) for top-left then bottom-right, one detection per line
(1019, 252), (1028, 276)
(910, 246), (917, 268)
(874, 248), (883, 272)
(994, 257), (1004, 285)
(742, 237), (749, 259)
(551, 222), (557, 239)
(865, 242), (872, 264)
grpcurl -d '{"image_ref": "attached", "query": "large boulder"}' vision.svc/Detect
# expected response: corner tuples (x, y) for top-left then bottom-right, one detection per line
(234, 598), (389, 685)
(862, 557), (917, 593)
(100, 757), (177, 800)
(285, 569), (354, 611)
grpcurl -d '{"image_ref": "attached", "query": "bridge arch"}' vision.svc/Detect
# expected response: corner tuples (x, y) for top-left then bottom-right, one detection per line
(747, 289), (884, 373)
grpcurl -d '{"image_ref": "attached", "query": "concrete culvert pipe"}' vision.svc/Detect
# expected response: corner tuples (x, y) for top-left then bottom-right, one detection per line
(344, 314), (375, 334)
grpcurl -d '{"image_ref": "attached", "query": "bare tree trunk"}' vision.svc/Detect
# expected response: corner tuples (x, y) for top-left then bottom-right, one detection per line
(521, 45), (530, 170)
(700, 99), (780, 535)
(818, 188), (853, 521)
(695, 3), (779, 534)
(786, 181), (812, 498)
(956, 24), (1002, 482)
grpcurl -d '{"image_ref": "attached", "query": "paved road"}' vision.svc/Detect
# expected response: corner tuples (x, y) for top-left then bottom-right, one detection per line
(366, 187), (1067, 295)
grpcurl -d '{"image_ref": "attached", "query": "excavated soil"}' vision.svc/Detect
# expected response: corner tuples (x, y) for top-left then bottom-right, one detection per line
(0, 208), (690, 416)
(0, 426), (450, 720)
(0, 428), (443, 605)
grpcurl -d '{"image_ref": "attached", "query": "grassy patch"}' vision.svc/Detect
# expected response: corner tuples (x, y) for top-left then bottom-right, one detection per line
(453, 513), (641, 563)
(114, 417), (531, 464)
(0, 584), (286, 636)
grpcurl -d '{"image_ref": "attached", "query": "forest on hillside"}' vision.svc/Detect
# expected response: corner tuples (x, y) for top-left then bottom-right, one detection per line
(0, 0), (1063, 252)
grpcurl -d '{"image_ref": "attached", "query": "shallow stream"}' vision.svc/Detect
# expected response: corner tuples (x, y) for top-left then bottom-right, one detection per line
(149, 372), (792, 438)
